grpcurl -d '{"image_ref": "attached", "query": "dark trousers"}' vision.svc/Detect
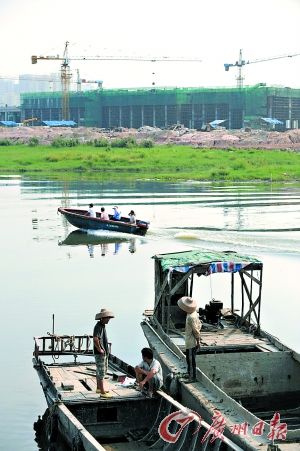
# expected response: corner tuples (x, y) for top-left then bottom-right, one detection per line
(185, 347), (197, 379)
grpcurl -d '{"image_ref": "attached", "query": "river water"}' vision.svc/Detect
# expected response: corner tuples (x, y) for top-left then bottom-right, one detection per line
(0, 176), (299, 451)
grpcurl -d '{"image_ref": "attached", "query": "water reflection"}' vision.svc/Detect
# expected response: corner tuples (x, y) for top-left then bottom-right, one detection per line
(129, 238), (136, 254)
(58, 230), (138, 257)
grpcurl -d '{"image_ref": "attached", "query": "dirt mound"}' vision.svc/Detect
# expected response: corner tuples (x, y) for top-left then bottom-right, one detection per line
(1, 126), (300, 151)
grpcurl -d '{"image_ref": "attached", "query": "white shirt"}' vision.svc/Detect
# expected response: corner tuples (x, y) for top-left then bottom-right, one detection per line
(139, 358), (163, 385)
(129, 214), (136, 224)
(185, 311), (201, 349)
(88, 207), (96, 218)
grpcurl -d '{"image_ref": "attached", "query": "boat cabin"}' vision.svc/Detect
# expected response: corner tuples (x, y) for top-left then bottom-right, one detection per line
(153, 249), (263, 338)
(147, 250), (300, 422)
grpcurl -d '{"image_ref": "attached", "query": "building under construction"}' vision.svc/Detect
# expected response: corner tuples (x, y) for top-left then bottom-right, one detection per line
(20, 83), (300, 130)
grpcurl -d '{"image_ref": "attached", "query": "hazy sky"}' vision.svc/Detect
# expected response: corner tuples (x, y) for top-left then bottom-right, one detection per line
(1, 0), (300, 89)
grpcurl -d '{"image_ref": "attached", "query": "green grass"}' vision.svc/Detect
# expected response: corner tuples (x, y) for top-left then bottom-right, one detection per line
(0, 144), (299, 182)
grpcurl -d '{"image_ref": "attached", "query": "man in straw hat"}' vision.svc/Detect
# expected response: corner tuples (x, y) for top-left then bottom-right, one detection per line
(177, 296), (201, 382)
(93, 308), (114, 398)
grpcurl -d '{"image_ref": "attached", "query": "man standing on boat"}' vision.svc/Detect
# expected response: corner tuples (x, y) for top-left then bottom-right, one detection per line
(178, 297), (201, 382)
(135, 347), (163, 397)
(93, 309), (114, 398)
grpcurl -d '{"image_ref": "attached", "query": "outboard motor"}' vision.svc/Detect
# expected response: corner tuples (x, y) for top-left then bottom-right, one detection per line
(199, 299), (223, 325)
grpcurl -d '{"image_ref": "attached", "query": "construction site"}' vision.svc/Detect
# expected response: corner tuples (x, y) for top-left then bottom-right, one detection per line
(14, 44), (300, 131)
(2, 44), (300, 151)
(20, 83), (300, 131)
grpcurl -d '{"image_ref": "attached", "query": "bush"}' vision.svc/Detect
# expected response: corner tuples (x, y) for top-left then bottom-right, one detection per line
(139, 139), (154, 148)
(0, 139), (11, 146)
(111, 137), (137, 148)
(93, 138), (109, 147)
(51, 138), (79, 148)
(28, 137), (39, 147)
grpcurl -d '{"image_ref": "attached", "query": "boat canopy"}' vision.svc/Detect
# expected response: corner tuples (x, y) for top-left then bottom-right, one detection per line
(153, 249), (264, 332)
(153, 249), (262, 274)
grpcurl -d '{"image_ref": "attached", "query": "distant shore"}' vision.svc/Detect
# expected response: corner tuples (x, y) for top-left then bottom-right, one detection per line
(0, 144), (299, 182)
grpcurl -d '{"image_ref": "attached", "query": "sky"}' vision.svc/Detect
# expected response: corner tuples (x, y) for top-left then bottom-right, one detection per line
(1, 0), (300, 90)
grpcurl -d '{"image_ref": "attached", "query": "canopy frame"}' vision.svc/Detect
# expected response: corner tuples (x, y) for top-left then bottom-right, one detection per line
(153, 250), (263, 335)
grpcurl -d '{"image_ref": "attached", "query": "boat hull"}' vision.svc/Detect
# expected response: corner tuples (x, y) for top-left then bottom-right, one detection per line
(141, 318), (300, 450)
(58, 208), (149, 236)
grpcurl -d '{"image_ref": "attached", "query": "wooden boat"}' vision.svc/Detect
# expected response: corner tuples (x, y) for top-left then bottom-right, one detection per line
(33, 334), (161, 451)
(33, 334), (243, 451)
(58, 207), (149, 236)
(141, 249), (300, 450)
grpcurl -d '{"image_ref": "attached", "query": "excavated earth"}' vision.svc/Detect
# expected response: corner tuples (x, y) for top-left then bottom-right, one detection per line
(1, 125), (300, 150)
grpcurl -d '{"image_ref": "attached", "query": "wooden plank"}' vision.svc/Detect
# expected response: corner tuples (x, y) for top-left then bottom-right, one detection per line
(110, 388), (142, 398)
(59, 379), (89, 393)
(59, 392), (87, 401)
(84, 378), (97, 391)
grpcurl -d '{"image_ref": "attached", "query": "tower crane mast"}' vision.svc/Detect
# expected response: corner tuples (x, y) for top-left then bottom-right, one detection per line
(224, 49), (300, 88)
(31, 42), (202, 120)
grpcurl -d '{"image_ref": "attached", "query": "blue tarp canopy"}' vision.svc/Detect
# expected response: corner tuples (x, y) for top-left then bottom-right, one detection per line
(209, 119), (226, 126)
(261, 117), (283, 125)
(42, 120), (77, 127)
(0, 121), (18, 127)
(209, 119), (227, 128)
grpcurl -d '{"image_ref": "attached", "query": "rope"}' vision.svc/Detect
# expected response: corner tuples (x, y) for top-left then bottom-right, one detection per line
(209, 274), (213, 301)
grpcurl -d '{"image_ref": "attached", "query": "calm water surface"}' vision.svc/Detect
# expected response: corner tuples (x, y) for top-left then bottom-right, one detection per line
(0, 176), (299, 451)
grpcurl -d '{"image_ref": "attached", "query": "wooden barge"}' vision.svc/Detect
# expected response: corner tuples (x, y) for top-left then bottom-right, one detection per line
(141, 249), (300, 450)
(33, 334), (246, 451)
(33, 334), (160, 450)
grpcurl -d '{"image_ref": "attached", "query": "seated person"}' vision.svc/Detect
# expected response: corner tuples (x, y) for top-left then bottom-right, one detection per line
(87, 203), (96, 218)
(112, 206), (121, 220)
(128, 210), (136, 225)
(135, 347), (163, 396)
(100, 207), (109, 221)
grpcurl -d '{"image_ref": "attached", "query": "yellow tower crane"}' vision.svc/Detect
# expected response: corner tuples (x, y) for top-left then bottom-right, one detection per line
(31, 41), (202, 121)
(32, 41), (72, 120)
(224, 49), (300, 88)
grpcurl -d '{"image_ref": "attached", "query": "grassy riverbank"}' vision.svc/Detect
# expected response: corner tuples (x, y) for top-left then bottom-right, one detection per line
(0, 144), (299, 181)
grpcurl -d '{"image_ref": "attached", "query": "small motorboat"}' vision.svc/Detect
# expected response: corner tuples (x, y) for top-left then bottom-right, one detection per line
(58, 207), (149, 236)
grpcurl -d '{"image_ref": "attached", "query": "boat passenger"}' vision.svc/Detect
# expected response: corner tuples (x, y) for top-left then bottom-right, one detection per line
(87, 203), (96, 218)
(112, 206), (121, 221)
(100, 207), (109, 221)
(135, 347), (163, 397)
(93, 309), (115, 398)
(177, 296), (201, 382)
(128, 210), (136, 225)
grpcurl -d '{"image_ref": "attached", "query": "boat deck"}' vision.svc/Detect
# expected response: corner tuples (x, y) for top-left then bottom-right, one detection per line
(168, 318), (279, 353)
(46, 361), (144, 403)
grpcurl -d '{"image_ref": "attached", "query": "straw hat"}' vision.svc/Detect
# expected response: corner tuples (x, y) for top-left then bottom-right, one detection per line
(95, 308), (115, 320)
(177, 296), (197, 314)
